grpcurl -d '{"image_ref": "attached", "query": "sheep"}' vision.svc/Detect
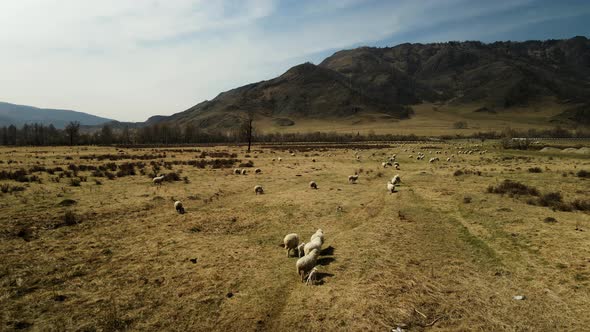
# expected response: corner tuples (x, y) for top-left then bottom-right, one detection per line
(310, 229), (324, 242)
(241, 169), (247, 175)
(152, 175), (165, 185)
(296, 242), (306, 258)
(283, 233), (300, 258)
(278, 157), (282, 162)
(429, 157), (439, 163)
(391, 174), (401, 185)
(255, 168), (262, 174)
(234, 168), (241, 175)
(306, 266), (319, 286)
(174, 201), (185, 214)
(446, 157), (451, 162)
(348, 174), (359, 183)
(387, 181), (396, 193)
(304, 236), (323, 256)
(296, 249), (320, 282)
(254, 185), (264, 195)
(382, 162), (388, 168)
(309, 181), (318, 189)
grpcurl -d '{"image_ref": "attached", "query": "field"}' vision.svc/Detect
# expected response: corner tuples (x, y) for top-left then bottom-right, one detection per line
(1, 142), (589, 331)
(255, 101), (569, 136)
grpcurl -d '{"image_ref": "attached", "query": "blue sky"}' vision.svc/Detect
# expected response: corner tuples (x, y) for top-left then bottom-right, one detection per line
(0, 0), (588, 122)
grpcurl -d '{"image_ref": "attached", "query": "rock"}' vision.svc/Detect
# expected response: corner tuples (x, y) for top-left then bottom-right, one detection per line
(513, 295), (526, 300)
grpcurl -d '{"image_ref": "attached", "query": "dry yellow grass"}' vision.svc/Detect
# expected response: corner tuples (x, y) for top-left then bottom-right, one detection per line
(1, 142), (589, 331)
(256, 100), (568, 136)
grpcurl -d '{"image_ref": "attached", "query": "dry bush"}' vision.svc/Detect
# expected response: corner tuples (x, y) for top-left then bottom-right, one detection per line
(528, 167), (543, 173)
(487, 180), (539, 197)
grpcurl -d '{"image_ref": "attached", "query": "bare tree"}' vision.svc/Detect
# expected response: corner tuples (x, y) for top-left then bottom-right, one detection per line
(238, 110), (255, 152)
(65, 121), (80, 146)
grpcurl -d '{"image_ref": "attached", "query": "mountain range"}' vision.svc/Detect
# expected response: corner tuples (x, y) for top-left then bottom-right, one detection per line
(3, 37), (589, 132)
(0, 102), (113, 129)
(154, 36), (590, 130)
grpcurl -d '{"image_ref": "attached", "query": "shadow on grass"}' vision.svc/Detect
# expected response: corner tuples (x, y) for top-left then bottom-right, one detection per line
(321, 246), (335, 256)
(318, 257), (335, 266)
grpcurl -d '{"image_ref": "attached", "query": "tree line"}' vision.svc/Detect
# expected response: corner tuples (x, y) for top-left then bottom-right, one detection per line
(1, 121), (588, 146)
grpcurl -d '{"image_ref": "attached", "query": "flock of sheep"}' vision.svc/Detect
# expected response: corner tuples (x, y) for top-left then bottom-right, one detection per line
(284, 229), (324, 285)
(153, 144), (488, 284)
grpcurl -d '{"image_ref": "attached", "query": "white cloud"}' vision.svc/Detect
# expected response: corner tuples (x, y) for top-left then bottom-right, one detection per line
(0, 0), (570, 121)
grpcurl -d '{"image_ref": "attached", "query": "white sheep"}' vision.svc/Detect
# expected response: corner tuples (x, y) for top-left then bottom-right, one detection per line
(152, 175), (165, 185)
(309, 181), (318, 189)
(348, 174), (359, 183)
(278, 157), (282, 162)
(296, 242), (306, 258)
(296, 249), (320, 282)
(306, 266), (319, 286)
(254, 185), (264, 195)
(241, 169), (247, 175)
(304, 236), (323, 256)
(283, 233), (300, 258)
(174, 201), (185, 214)
(310, 229), (324, 242)
(234, 168), (241, 175)
(255, 168), (262, 174)
(382, 162), (388, 168)
(387, 181), (396, 193)
(391, 174), (401, 185)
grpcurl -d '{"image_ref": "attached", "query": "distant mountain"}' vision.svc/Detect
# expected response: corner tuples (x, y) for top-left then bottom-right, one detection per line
(152, 36), (590, 130)
(0, 102), (114, 129)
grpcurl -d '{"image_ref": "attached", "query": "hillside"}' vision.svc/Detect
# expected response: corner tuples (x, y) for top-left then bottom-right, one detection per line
(154, 37), (590, 132)
(0, 102), (113, 129)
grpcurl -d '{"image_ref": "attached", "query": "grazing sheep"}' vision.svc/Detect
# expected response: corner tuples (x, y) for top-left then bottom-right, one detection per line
(283, 233), (300, 258)
(391, 174), (401, 185)
(382, 162), (388, 168)
(234, 168), (241, 175)
(174, 201), (185, 214)
(309, 181), (318, 189)
(446, 157), (451, 162)
(296, 249), (320, 282)
(306, 266), (319, 286)
(254, 185), (264, 195)
(152, 175), (165, 185)
(348, 174), (359, 183)
(310, 229), (324, 242)
(278, 157), (282, 162)
(429, 157), (439, 163)
(387, 181), (396, 193)
(304, 236), (323, 256)
(297, 242), (306, 258)
(255, 168), (262, 174)
(241, 169), (247, 175)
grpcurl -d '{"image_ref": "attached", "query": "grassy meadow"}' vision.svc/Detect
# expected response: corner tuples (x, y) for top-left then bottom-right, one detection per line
(1, 142), (589, 331)
(255, 101), (570, 136)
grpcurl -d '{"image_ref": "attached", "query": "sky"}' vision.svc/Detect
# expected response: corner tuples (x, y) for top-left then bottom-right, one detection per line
(1, 0), (589, 122)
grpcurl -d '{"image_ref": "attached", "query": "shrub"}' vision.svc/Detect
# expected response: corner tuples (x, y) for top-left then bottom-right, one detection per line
(69, 178), (81, 187)
(239, 160), (254, 168)
(528, 167), (543, 173)
(487, 180), (539, 196)
(63, 211), (78, 226)
(543, 217), (557, 223)
(463, 196), (472, 204)
(571, 199), (590, 211)
(164, 172), (181, 182)
(577, 170), (590, 178)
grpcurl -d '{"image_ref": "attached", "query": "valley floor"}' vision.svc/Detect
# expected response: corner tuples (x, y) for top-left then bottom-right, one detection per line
(0, 142), (589, 331)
